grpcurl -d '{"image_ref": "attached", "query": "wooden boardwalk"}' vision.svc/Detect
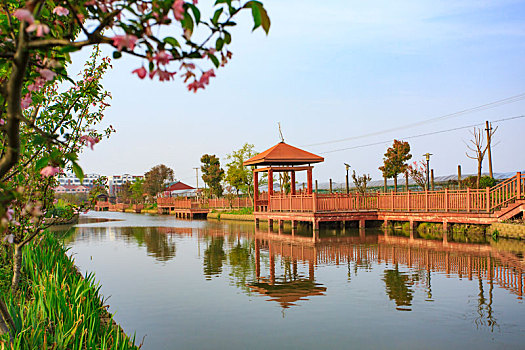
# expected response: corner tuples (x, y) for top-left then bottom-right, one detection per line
(255, 172), (524, 230)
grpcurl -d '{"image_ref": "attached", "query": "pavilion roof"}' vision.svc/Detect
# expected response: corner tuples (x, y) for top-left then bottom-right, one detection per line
(165, 181), (195, 192)
(243, 142), (324, 166)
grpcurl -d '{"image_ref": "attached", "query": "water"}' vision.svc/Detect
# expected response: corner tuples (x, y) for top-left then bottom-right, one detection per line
(62, 212), (525, 349)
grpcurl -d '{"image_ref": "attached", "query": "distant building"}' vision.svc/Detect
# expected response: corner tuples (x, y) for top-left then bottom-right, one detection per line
(163, 181), (197, 197)
(107, 174), (144, 196)
(55, 185), (91, 194)
(58, 173), (101, 188)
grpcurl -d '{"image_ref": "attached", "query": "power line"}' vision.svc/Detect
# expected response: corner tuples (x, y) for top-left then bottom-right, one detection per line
(303, 93), (525, 147)
(319, 115), (525, 155)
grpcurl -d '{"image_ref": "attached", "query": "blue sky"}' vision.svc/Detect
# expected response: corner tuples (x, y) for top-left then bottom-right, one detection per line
(73, 0), (525, 185)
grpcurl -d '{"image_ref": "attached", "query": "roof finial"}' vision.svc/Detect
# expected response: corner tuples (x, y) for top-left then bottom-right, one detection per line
(278, 122), (285, 143)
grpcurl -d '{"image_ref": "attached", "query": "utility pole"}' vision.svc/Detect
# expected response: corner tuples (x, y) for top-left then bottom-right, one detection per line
(485, 121), (493, 178)
(193, 167), (199, 190)
(344, 163), (351, 194)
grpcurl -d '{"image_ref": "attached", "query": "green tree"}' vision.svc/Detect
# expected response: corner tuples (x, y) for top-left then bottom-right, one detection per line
(130, 178), (145, 204)
(225, 143), (257, 199)
(379, 140), (412, 192)
(201, 154), (224, 198)
(143, 164), (174, 199)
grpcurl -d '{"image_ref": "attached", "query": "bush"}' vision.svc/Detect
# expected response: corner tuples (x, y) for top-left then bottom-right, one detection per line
(479, 176), (496, 188)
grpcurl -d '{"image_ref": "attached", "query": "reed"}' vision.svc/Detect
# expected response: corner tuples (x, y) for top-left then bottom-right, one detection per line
(0, 233), (138, 349)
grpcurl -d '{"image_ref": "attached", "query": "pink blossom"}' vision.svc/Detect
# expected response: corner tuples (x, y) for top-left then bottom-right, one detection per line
(193, 0), (198, 3)
(112, 34), (138, 51)
(132, 66), (147, 79)
(2, 234), (14, 244)
(187, 80), (205, 93)
(26, 23), (50, 37)
(13, 9), (34, 24)
(28, 77), (45, 91)
(153, 51), (173, 65)
(157, 69), (176, 81)
(40, 166), (61, 177)
(21, 93), (32, 109)
(53, 6), (69, 16)
(199, 69), (215, 85)
(6, 208), (14, 221)
(39, 68), (56, 82)
(0, 119), (4, 126)
(172, 0), (185, 21)
(80, 135), (100, 150)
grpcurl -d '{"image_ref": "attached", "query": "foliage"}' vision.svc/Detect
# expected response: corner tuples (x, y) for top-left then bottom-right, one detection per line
(117, 181), (132, 203)
(130, 178), (145, 204)
(379, 140), (412, 191)
(0, 232), (138, 348)
(351, 170), (371, 194)
(201, 154), (224, 198)
(203, 236), (226, 279)
(479, 176), (496, 188)
(382, 266), (419, 311)
(225, 143), (257, 197)
(143, 164), (174, 198)
(407, 160), (427, 190)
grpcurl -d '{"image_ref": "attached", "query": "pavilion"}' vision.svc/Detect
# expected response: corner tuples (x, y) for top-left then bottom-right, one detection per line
(243, 141), (324, 212)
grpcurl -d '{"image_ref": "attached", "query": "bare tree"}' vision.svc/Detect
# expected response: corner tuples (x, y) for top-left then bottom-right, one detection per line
(466, 126), (497, 188)
(352, 171), (372, 194)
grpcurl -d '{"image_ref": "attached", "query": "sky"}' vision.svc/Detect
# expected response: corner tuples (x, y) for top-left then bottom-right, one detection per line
(72, 0), (525, 186)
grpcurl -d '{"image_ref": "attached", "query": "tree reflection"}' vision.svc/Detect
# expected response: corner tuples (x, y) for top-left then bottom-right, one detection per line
(227, 239), (256, 290)
(383, 265), (419, 311)
(203, 236), (226, 279)
(120, 227), (176, 262)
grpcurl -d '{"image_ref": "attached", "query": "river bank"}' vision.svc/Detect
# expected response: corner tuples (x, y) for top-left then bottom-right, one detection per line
(0, 232), (138, 349)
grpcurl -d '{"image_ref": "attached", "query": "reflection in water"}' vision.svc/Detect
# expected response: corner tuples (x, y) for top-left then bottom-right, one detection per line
(203, 236), (226, 279)
(66, 213), (525, 338)
(382, 265), (420, 311)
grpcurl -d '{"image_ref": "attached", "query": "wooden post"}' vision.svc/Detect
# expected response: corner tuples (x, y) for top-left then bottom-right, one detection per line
(445, 188), (449, 212)
(329, 178), (333, 193)
(467, 187), (471, 212)
(253, 170), (259, 211)
(457, 165), (462, 190)
(312, 192), (317, 213)
(384, 176), (387, 193)
(268, 169), (273, 196)
(486, 187), (490, 212)
(315, 179), (318, 194)
(359, 219), (366, 229)
(425, 189), (428, 211)
(518, 172), (522, 199)
(405, 171), (409, 192)
(291, 171), (296, 195)
(431, 169), (435, 190)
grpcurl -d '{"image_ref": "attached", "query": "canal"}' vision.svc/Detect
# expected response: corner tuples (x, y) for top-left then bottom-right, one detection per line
(63, 211), (525, 349)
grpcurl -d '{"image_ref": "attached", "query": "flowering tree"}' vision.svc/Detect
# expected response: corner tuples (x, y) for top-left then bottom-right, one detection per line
(0, 0), (270, 213)
(0, 0), (270, 336)
(407, 160), (427, 190)
(379, 140), (412, 192)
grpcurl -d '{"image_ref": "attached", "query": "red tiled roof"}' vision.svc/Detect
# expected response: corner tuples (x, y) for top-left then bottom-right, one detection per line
(243, 142), (324, 166)
(165, 181), (195, 191)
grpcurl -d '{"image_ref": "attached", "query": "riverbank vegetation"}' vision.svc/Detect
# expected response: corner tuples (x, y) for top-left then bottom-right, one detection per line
(0, 232), (138, 349)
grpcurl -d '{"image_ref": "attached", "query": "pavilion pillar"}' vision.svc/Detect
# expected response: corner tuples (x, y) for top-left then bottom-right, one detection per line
(307, 168), (313, 194)
(253, 170), (259, 211)
(291, 171), (296, 195)
(268, 169), (274, 196)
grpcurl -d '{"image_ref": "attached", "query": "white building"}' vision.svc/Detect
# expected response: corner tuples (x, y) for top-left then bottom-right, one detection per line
(58, 173), (101, 188)
(107, 174), (144, 196)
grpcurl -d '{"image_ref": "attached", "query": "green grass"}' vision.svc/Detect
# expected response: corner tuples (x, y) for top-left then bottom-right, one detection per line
(219, 207), (254, 215)
(0, 233), (138, 349)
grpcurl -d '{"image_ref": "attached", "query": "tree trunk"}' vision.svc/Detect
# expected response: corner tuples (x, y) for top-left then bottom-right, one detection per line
(11, 244), (23, 292)
(477, 160), (482, 189)
(0, 296), (14, 336)
(394, 176), (398, 192)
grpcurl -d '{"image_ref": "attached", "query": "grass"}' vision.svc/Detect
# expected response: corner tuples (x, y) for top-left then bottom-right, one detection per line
(0, 233), (138, 349)
(217, 207), (254, 215)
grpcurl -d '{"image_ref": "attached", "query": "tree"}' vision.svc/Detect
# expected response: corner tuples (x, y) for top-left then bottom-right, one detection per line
(379, 140), (412, 192)
(466, 127), (497, 188)
(0, 0), (271, 337)
(201, 154), (224, 198)
(407, 160), (427, 190)
(352, 170), (371, 194)
(225, 143), (257, 198)
(143, 164), (174, 198)
(130, 178), (145, 204)
(117, 181), (132, 203)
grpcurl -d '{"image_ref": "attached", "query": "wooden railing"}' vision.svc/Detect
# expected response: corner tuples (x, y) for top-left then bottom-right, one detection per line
(262, 173), (523, 215)
(157, 196), (253, 210)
